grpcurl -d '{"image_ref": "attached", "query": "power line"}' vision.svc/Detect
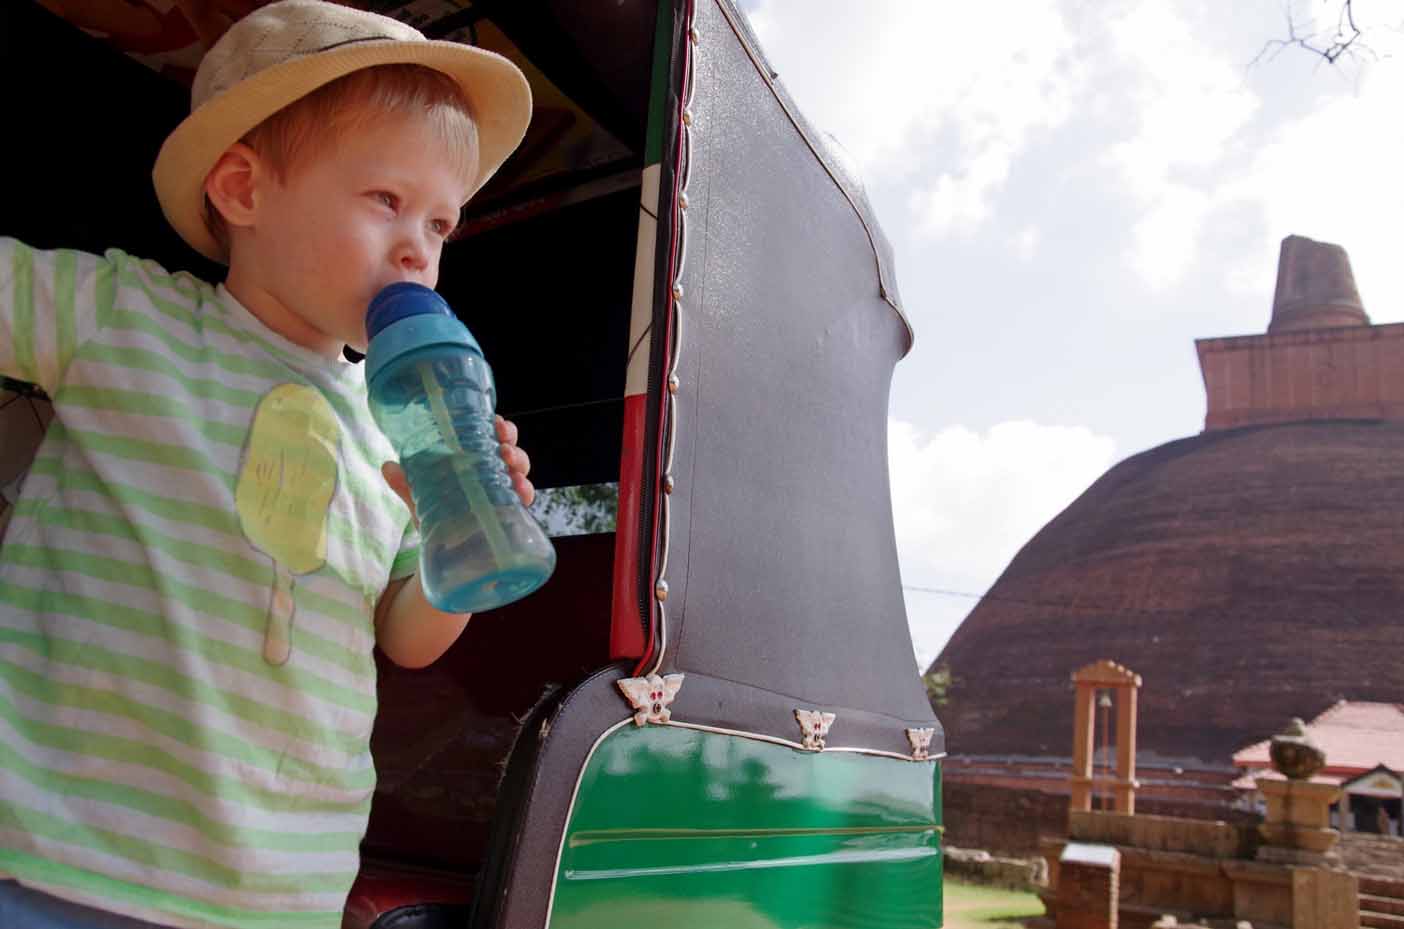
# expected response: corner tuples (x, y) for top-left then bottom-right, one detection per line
(903, 585), (982, 600)
(901, 585), (1172, 619)
(902, 583), (1119, 613)
(902, 582), (1229, 618)
(901, 582), (1364, 624)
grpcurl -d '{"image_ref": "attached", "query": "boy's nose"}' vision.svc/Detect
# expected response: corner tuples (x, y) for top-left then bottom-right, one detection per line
(395, 235), (431, 274)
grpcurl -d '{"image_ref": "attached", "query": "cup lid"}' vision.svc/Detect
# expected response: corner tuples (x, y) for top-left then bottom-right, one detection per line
(366, 282), (454, 339)
(364, 284), (481, 384)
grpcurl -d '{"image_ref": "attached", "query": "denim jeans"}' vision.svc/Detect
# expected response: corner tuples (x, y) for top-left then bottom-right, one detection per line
(0, 881), (174, 929)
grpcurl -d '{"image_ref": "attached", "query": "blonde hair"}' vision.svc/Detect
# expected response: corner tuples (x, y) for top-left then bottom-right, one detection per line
(204, 64), (478, 257)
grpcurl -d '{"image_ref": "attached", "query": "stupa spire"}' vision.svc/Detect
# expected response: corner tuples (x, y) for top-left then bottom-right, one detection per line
(1268, 234), (1368, 333)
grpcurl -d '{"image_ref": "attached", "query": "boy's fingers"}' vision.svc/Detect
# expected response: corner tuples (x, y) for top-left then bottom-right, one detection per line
(500, 443), (531, 477)
(494, 415), (518, 446)
(512, 472), (535, 508)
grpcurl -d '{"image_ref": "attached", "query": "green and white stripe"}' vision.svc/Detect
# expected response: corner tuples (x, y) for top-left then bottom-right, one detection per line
(0, 239), (419, 928)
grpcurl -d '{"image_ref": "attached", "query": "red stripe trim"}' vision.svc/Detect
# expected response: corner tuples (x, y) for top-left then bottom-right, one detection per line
(609, 394), (648, 660)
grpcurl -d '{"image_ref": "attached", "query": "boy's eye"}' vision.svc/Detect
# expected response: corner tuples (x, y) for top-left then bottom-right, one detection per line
(372, 191), (399, 211)
(430, 218), (455, 238)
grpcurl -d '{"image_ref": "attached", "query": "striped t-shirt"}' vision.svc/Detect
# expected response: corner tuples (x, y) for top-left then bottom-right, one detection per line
(0, 240), (420, 929)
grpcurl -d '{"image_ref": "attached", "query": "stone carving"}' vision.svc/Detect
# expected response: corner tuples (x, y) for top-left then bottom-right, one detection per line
(1269, 717), (1325, 780)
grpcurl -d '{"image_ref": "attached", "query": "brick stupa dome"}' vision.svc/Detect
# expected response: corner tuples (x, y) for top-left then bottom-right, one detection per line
(934, 236), (1404, 765)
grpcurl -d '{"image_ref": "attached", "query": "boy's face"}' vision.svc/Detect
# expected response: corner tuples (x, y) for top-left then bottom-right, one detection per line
(245, 109), (476, 354)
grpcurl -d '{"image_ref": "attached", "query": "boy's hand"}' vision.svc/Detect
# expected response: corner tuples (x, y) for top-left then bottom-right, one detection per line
(375, 416), (531, 665)
(380, 415), (535, 524)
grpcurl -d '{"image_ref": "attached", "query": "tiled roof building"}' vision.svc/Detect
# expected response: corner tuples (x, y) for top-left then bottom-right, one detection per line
(1233, 701), (1403, 837)
(1234, 701), (1404, 780)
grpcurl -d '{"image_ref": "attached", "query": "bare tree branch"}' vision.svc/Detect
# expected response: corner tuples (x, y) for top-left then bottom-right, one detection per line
(1252, 0), (1376, 68)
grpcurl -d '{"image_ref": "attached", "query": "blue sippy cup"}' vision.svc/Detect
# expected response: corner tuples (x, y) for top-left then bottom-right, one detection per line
(365, 283), (556, 613)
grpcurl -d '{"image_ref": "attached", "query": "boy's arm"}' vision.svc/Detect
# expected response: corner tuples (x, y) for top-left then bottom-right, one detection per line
(374, 415), (535, 668)
(373, 575), (470, 669)
(0, 238), (116, 391)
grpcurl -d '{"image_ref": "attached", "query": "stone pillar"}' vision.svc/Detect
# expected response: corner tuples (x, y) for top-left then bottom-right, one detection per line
(1237, 719), (1360, 928)
(1292, 867), (1359, 929)
(1056, 843), (1119, 929)
(1071, 685), (1095, 812)
(1114, 685), (1137, 814)
(1256, 718), (1342, 866)
(1257, 778), (1343, 865)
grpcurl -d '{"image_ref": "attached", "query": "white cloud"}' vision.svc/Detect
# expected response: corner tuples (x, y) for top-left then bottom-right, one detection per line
(909, 139), (1019, 237)
(1222, 57), (1404, 322)
(1012, 224), (1042, 262)
(888, 418), (1117, 668)
(1127, 186), (1214, 290)
(1102, 1), (1260, 289)
(745, 0), (1083, 237)
(1096, 1), (1401, 307)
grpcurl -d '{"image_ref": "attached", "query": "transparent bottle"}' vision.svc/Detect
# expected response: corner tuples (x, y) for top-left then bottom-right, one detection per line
(365, 283), (555, 613)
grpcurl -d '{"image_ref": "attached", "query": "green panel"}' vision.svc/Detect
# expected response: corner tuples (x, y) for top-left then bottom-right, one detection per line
(643, 0), (675, 167)
(549, 724), (943, 928)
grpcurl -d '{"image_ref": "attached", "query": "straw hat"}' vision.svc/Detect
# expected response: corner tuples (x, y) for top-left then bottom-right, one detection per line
(153, 0), (533, 262)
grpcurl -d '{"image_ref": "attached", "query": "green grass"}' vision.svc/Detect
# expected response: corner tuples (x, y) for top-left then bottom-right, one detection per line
(942, 878), (1046, 929)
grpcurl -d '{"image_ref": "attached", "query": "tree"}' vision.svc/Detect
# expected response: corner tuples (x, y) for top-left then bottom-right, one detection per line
(922, 663), (952, 709)
(1255, 0), (1386, 66)
(532, 482), (618, 536)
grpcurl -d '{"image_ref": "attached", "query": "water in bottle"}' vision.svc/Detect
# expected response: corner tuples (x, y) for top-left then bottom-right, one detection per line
(364, 283), (555, 613)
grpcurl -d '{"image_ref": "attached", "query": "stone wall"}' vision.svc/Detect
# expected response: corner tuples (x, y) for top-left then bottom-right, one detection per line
(944, 780), (1069, 855)
(1197, 322), (1404, 431)
(944, 846), (1047, 891)
(944, 780), (1257, 857)
(1069, 811), (1257, 860)
(943, 756), (1242, 808)
(1338, 832), (1404, 880)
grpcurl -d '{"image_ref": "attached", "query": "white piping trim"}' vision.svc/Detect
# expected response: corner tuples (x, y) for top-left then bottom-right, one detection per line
(711, 0), (913, 349)
(664, 719), (806, 751)
(646, 0), (697, 681)
(647, 601), (669, 679)
(666, 721), (945, 763)
(826, 746), (948, 763)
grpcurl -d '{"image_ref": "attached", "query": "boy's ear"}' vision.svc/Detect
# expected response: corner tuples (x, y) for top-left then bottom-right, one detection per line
(204, 142), (263, 230)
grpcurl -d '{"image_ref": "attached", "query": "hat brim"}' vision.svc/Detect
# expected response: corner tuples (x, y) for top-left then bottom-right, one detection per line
(153, 39), (532, 263)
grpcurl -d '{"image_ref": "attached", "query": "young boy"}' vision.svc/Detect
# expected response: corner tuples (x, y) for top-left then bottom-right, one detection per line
(0, 2), (535, 926)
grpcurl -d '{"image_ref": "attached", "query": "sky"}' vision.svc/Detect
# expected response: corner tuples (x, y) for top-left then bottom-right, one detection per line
(734, 0), (1404, 670)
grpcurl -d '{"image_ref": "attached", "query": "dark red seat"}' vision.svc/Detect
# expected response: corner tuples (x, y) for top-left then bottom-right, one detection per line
(342, 860), (475, 929)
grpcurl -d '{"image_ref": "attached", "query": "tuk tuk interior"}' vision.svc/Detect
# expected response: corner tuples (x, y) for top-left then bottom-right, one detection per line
(4, 2), (944, 927)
